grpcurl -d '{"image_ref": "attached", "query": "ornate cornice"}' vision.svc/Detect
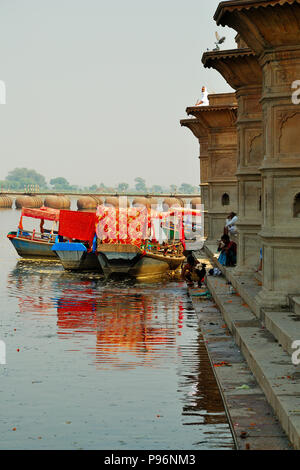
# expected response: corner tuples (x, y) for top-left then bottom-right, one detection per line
(215, 0), (300, 20)
(214, 0), (300, 55)
(186, 106), (238, 128)
(180, 118), (208, 140)
(202, 48), (262, 89)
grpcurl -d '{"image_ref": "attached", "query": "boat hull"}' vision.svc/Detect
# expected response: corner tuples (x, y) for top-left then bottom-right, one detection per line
(52, 242), (101, 271)
(7, 232), (57, 259)
(97, 251), (143, 277)
(97, 244), (185, 279)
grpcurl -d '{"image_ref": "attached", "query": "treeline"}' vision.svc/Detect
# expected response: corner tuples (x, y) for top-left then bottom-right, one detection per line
(0, 169), (199, 194)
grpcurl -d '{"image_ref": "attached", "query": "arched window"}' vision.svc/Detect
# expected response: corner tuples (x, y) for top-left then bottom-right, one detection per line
(259, 195), (262, 212)
(293, 193), (300, 218)
(222, 193), (230, 206)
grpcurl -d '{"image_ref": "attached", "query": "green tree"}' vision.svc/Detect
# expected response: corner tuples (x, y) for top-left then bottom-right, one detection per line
(117, 183), (129, 193)
(134, 177), (147, 193)
(179, 183), (196, 194)
(88, 184), (98, 192)
(5, 168), (47, 190)
(50, 177), (71, 190)
(98, 183), (109, 192)
(150, 185), (163, 194)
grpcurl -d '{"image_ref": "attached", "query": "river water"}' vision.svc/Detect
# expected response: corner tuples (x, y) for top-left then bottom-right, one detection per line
(0, 208), (234, 450)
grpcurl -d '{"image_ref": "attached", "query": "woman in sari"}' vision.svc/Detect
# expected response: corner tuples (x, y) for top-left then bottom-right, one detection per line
(218, 234), (237, 267)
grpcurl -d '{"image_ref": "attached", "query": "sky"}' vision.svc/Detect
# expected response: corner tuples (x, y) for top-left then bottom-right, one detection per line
(0, 0), (235, 188)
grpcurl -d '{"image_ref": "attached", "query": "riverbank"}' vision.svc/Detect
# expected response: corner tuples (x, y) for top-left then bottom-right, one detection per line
(188, 252), (293, 450)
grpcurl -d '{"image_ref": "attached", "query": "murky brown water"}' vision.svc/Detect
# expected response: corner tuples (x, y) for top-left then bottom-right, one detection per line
(0, 208), (234, 449)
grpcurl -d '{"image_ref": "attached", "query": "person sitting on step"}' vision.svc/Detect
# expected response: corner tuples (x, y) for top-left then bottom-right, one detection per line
(217, 234), (237, 267)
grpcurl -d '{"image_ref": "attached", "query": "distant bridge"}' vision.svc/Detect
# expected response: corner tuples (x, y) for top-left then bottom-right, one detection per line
(0, 191), (200, 199)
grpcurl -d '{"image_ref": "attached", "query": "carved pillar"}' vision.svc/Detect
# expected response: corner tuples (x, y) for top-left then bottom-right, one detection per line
(186, 93), (238, 241)
(202, 49), (263, 272)
(215, 0), (300, 307)
(180, 119), (209, 237)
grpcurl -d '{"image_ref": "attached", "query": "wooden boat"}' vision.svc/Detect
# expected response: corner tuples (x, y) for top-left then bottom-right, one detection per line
(52, 242), (101, 271)
(97, 241), (185, 280)
(51, 206), (186, 278)
(161, 209), (203, 241)
(51, 209), (102, 271)
(7, 206), (60, 259)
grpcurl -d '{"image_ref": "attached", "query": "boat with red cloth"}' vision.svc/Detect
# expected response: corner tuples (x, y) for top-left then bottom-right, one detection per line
(97, 240), (185, 280)
(52, 209), (101, 271)
(95, 205), (186, 279)
(7, 206), (60, 259)
(52, 207), (187, 278)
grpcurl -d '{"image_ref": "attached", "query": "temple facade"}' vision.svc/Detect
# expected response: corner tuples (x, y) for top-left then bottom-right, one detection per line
(181, 93), (238, 240)
(180, 117), (210, 238)
(215, 0), (300, 308)
(202, 46), (263, 273)
(182, 0), (300, 309)
(181, 0), (300, 449)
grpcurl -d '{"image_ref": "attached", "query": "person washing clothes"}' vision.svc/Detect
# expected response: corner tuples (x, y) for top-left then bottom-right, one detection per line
(182, 255), (207, 287)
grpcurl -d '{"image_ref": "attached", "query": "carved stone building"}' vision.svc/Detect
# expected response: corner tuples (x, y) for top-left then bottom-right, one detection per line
(181, 93), (238, 240)
(181, 0), (300, 449)
(202, 45), (263, 272)
(180, 117), (209, 238)
(215, 0), (300, 307)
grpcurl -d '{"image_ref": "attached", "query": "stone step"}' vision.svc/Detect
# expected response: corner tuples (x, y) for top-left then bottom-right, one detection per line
(254, 271), (262, 283)
(226, 271), (261, 318)
(204, 243), (261, 317)
(206, 274), (300, 450)
(190, 291), (291, 450)
(291, 297), (300, 316)
(262, 310), (300, 356)
(203, 243), (225, 273)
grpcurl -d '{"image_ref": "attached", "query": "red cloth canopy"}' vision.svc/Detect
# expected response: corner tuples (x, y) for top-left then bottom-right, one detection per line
(58, 210), (96, 242)
(96, 206), (149, 246)
(21, 206), (60, 222)
(95, 206), (191, 246)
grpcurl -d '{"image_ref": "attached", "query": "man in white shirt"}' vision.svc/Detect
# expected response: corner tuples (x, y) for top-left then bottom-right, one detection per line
(225, 212), (238, 235)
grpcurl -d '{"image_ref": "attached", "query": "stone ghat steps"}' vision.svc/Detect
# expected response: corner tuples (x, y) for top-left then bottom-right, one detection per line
(190, 292), (291, 450)
(204, 243), (300, 358)
(206, 274), (300, 450)
(202, 244), (300, 449)
(290, 297), (300, 316)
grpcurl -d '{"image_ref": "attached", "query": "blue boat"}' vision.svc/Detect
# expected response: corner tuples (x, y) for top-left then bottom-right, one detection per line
(52, 242), (101, 271)
(7, 206), (61, 260)
(8, 231), (58, 259)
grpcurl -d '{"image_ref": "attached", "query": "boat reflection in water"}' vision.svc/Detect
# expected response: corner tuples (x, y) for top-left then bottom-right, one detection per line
(55, 283), (233, 446)
(56, 286), (177, 370)
(6, 259), (234, 449)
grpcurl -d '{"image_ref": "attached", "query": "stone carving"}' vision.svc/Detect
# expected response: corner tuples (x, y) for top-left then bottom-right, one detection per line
(212, 156), (236, 178)
(200, 159), (209, 183)
(248, 131), (263, 166)
(278, 111), (300, 155)
(275, 67), (297, 86)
